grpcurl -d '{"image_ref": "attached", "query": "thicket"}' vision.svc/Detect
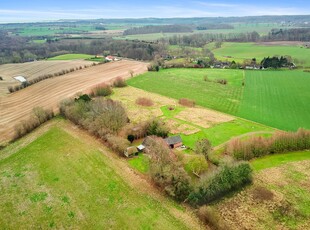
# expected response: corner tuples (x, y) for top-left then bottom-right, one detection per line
(91, 83), (113, 97)
(188, 162), (252, 205)
(14, 107), (54, 139)
(113, 77), (127, 88)
(226, 128), (310, 160)
(146, 119), (170, 138)
(179, 98), (195, 107)
(145, 136), (192, 202)
(123, 25), (193, 35)
(60, 98), (128, 137)
(135, 97), (154, 107)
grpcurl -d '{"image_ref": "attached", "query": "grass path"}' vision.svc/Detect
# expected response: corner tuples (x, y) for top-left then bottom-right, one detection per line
(251, 150), (310, 171)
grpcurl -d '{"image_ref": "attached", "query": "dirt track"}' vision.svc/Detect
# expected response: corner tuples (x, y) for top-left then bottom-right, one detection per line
(0, 60), (148, 143)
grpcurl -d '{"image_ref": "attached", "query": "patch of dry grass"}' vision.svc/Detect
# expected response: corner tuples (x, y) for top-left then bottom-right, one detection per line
(175, 107), (234, 129)
(166, 119), (200, 135)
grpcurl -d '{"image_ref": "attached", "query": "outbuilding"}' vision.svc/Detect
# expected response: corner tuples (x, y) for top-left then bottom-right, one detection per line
(164, 135), (183, 149)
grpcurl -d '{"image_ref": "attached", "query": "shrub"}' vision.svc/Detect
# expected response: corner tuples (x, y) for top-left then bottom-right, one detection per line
(226, 129), (310, 160)
(185, 156), (209, 176)
(195, 139), (212, 161)
(198, 206), (229, 230)
(188, 161), (252, 205)
(0, 76), (3, 80)
(127, 134), (135, 143)
(135, 97), (154, 106)
(179, 98), (195, 107)
(215, 79), (227, 85)
(14, 107), (54, 139)
(113, 77), (127, 87)
(91, 83), (113, 97)
(146, 118), (169, 138)
(8, 86), (14, 93)
(106, 134), (130, 156)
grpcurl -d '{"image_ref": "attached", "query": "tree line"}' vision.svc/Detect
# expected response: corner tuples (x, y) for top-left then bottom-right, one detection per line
(123, 25), (193, 35)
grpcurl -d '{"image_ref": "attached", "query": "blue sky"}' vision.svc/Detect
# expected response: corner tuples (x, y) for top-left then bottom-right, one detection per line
(0, 0), (309, 23)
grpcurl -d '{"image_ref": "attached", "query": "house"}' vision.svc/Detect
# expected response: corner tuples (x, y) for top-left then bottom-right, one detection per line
(124, 146), (138, 158)
(105, 56), (115, 61)
(164, 135), (183, 149)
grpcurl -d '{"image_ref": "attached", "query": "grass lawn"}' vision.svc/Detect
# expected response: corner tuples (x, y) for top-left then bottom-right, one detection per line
(127, 68), (244, 115)
(0, 126), (190, 229)
(239, 70), (310, 131)
(251, 150), (310, 171)
(128, 154), (150, 173)
(207, 42), (310, 67)
(48, 54), (95, 61)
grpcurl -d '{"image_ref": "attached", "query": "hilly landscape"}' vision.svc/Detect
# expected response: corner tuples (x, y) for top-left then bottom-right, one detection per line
(0, 1), (310, 229)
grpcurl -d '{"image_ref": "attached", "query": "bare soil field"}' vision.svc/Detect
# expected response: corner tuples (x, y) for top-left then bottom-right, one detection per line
(0, 60), (148, 144)
(0, 60), (93, 96)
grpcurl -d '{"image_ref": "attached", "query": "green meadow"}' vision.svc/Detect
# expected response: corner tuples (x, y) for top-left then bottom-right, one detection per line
(48, 54), (95, 61)
(0, 126), (190, 229)
(128, 68), (310, 131)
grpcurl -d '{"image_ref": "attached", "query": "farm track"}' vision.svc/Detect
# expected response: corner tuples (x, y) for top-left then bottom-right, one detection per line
(0, 60), (148, 143)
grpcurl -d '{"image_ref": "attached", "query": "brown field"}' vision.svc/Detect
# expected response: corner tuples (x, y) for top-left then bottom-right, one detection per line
(0, 60), (148, 144)
(0, 60), (93, 96)
(166, 119), (200, 135)
(175, 107), (234, 129)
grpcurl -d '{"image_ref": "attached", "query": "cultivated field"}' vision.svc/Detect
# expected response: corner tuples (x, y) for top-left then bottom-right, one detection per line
(0, 60), (92, 95)
(0, 60), (148, 144)
(239, 70), (310, 131)
(128, 68), (310, 131)
(212, 158), (310, 229)
(0, 120), (203, 229)
(207, 42), (310, 67)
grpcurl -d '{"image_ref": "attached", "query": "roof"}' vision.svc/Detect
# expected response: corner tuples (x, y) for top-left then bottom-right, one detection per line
(137, 145), (145, 151)
(126, 146), (138, 155)
(14, 76), (27, 83)
(164, 135), (182, 145)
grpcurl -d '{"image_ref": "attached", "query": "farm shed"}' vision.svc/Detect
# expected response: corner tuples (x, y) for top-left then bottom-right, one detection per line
(13, 76), (27, 83)
(164, 135), (183, 149)
(124, 146), (139, 158)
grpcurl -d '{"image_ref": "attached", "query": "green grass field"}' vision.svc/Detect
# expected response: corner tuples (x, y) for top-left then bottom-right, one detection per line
(48, 54), (95, 61)
(239, 70), (310, 131)
(127, 68), (244, 115)
(128, 68), (310, 131)
(207, 42), (310, 67)
(251, 150), (310, 171)
(0, 126), (190, 229)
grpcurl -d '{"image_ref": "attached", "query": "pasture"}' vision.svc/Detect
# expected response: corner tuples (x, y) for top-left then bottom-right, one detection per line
(0, 60), (91, 95)
(0, 60), (148, 144)
(0, 123), (199, 229)
(239, 70), (310, 131)
(128, 68), (310, 131)
(207, 42), (310, 67)
(127, 68), (244, 115)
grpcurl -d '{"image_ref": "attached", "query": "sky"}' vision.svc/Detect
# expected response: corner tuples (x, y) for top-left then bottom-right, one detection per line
(0, 0), (309, 23)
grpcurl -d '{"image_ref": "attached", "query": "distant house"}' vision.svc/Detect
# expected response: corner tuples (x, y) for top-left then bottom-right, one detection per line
(124, 146), (138, 158)
(164, 135), (183, 149)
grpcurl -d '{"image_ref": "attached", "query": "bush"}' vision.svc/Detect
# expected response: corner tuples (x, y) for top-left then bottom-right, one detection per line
(198, 206), (229, 230)
(215, 79), (227, 85)
(226, 129), (310, 160)
(113, 77), (127, 87)
(146, 118), (169, 138)
(106, 134), (130, 156)
(91, 83), (113, 97)
(135, 97), (154, 106)
(127, 134), (135, 143)
(179, 98), (195, 107)
(0, 76), (3, 80)
(188, 161), (252, 205)
(14, 107), (54, 139)
(8, 86), (14, 93)
(195, 139), (212, 161)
